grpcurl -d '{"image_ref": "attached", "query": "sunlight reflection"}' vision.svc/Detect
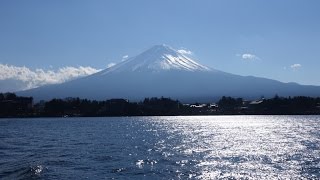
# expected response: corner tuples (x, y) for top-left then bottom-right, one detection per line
(145, 115), (319, 179)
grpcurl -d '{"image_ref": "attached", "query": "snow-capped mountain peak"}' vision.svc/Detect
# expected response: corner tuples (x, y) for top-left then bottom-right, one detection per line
(101, 45), (211, 74)
(18, 44), (320, 102)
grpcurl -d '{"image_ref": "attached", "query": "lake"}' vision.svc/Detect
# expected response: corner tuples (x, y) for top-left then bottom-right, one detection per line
(0, 116), (319, 179)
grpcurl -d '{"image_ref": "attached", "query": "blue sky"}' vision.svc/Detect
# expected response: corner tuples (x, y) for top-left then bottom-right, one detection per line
(1, 0), (320, 86)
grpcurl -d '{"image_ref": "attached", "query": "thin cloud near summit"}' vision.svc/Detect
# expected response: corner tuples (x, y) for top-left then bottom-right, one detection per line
(177, 49), (193, 55)
(238, 53), (260, 61)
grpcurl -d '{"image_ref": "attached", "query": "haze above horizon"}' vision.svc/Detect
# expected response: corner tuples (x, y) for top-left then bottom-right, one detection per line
(1, 0), (320, 89)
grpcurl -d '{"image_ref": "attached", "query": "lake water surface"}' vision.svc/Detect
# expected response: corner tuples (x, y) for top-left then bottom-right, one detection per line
(0, 116), (320, 179)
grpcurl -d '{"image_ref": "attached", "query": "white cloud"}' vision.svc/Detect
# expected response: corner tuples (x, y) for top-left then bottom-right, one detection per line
(121, 55), (129, 62)
(0, 64), (102, 91)
(240, 53), (260, 61)
(290, 63), (302, 70)
(177, 49), (193, 55)
(106, 63), (116, 68)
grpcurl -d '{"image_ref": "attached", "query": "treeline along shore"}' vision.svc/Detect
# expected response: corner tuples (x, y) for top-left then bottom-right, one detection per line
(1, 93), (320, 118)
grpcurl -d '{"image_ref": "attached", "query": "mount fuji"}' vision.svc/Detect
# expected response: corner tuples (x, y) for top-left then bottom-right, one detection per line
(18, 45), (320, 102)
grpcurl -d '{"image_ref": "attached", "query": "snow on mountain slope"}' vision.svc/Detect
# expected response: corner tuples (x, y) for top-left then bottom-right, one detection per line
(100, 45), (210, 74)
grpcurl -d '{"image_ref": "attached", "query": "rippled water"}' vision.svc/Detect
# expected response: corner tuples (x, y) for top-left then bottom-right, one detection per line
(0, 116), (319, 179)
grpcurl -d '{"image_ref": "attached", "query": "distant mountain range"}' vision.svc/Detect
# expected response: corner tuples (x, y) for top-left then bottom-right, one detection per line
(18, 45), (320, 102)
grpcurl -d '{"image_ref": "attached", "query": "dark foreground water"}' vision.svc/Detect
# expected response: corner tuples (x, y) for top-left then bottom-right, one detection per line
(0, 116), (319, 179)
